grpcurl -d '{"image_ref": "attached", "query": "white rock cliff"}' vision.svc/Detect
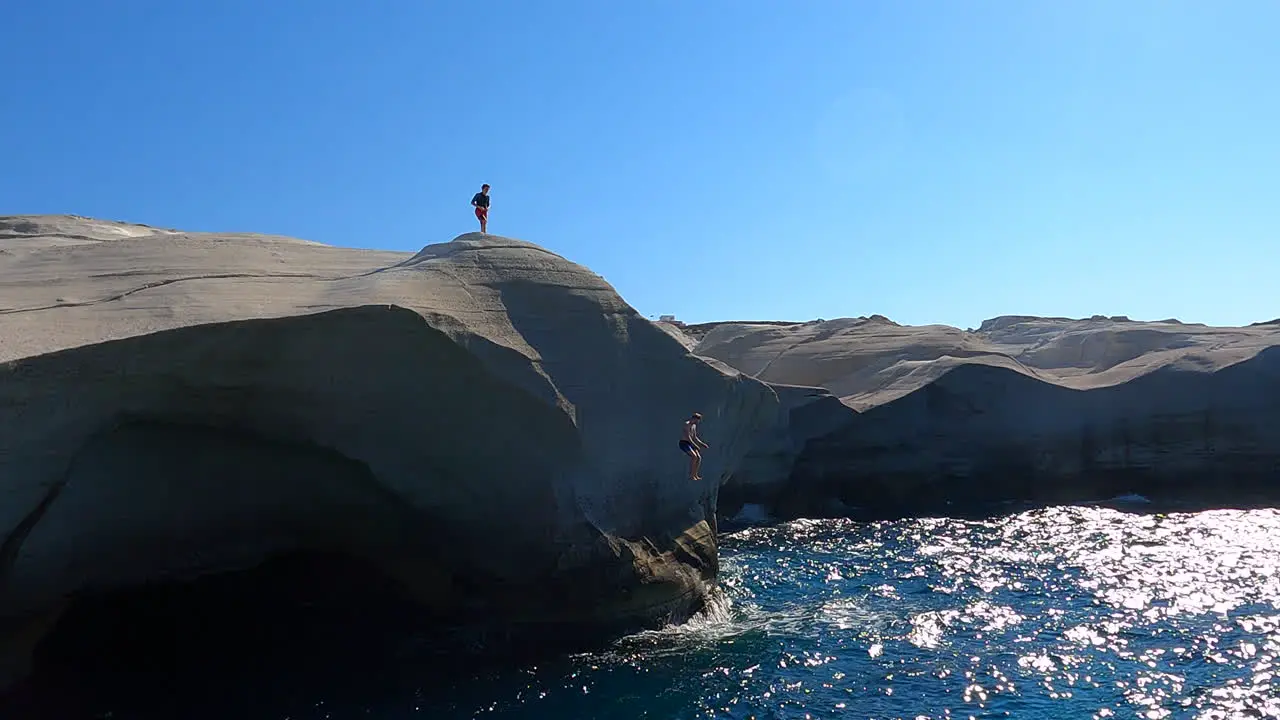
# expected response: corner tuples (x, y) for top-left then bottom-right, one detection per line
(0, 216), (783, 690)
(682, 315), (1280, 516)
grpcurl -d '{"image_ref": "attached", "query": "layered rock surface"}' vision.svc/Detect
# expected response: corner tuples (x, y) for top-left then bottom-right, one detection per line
(0, 215), (781, 691)
(679, 315), (1280, 516)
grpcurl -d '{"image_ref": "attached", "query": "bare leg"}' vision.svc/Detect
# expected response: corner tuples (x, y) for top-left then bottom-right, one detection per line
(692, 450), (702, 480)
(480, 215), (487, 233)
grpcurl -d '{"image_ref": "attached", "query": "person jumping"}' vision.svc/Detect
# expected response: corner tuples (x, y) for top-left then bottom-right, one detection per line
(679, 412), (710, 481)
(471, 183), (491, 233)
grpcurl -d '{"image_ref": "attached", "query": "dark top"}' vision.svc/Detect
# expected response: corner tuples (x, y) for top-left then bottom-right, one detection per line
(472, 192), (490, 208)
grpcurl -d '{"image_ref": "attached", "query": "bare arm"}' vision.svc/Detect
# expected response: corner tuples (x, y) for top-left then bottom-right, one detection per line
(693, 425), (709, 449)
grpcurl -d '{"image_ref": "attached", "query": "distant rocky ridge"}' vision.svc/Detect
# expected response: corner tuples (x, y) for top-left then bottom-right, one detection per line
(679, 314), (1278, 409)
(668, 314), (1280, 519)
(0, 215), (790, 695)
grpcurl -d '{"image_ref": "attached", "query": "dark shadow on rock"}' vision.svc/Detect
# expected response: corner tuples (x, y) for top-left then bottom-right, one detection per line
(2, 548), (654, 720)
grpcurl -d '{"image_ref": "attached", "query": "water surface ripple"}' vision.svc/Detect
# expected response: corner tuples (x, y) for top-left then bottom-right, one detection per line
(426, 506), (1280, 719)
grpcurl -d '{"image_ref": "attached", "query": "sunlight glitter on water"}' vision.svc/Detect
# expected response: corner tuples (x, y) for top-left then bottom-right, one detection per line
(406, 506), (1280, 719)
(703, 506), (1280, 720)
(601, 506), (1280, 720)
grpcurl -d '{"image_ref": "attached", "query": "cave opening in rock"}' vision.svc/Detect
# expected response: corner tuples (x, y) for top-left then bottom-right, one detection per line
(9, 544), (632, 719)
(0, 418), (633, 717)
(0, 418), (479, 716)
(13, 548), (475, 718)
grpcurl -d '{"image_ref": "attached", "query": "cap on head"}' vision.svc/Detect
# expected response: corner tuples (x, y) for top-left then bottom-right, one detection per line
(691, 412), (703, 420)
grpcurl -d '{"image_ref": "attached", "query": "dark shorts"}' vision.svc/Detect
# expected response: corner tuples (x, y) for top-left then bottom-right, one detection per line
(679, 440), (696, 456)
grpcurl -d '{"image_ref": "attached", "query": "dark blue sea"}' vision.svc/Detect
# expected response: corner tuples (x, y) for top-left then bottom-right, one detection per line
(44, 503), (1280, 719)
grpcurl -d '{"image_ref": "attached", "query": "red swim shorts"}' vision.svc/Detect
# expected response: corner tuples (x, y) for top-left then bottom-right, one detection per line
(475, 207), (488, 220)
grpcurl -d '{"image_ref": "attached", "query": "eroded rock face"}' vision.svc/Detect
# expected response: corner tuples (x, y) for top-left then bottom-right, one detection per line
(691, 316), (1280, 518)
(0, 216), (781, 691)
(789, 349), (1280, 517)
(718, 383), (855, 521)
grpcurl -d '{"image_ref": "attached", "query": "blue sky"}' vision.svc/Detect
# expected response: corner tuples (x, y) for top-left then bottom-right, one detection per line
(4, 1), (1277, 328)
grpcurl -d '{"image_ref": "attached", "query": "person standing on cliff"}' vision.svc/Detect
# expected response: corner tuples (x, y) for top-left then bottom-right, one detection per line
(471, 184), (491, 234)
(680, 412), (710, 481)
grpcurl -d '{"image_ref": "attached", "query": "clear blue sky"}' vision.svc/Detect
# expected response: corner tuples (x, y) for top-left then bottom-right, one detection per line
(4, 1), (1277, 328)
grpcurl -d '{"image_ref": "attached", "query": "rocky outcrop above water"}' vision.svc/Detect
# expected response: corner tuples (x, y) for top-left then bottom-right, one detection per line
(0, 215), (781, 692)
(715, 383), (854, 520)
(683, 315), (1280, 517)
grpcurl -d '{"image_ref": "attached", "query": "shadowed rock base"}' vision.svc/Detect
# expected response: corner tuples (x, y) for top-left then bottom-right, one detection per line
(0, 525), (711, 712)
(2, 550), (711, 720)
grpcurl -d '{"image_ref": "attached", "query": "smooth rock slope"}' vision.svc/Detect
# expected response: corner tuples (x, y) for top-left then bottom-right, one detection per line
(680, 315), (1280, 516)
(0, 215), (781, 691)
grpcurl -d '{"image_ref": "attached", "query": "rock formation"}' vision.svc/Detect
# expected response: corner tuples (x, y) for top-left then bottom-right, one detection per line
(0, 215), (782, 693)
(6, 213), (1274, 696)
(684, 315), (1280, 517)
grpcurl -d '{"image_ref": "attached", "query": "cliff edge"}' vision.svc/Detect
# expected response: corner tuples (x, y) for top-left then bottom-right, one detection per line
(0, 215), (781, 692)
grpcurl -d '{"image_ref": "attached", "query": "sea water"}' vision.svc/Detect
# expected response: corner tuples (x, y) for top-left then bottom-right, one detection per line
(69, 504), (1280, 719)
